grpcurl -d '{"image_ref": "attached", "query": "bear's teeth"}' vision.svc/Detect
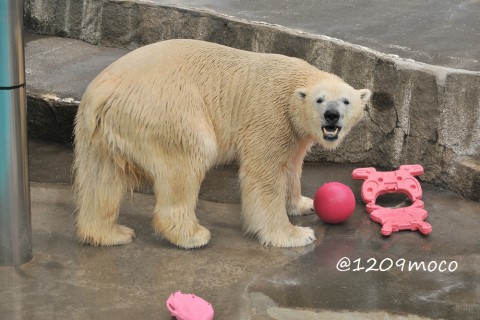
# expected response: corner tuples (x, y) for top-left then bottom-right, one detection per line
(323, 127), (339, 136)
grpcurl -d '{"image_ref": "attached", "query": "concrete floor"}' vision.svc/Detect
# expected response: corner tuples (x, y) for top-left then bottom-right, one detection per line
(0, 139), (479, 319)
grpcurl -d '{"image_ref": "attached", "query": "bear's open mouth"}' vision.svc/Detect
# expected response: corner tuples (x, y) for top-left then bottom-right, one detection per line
(322, 126), (341, 141)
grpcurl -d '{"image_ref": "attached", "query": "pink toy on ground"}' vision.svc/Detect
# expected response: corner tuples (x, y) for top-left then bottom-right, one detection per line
(352, 164), (423, 212)
(166, 291), (214, 320)
(370, 199), (432, 236)
(314, 182), (355, 224)
(352, 164), (432, 236)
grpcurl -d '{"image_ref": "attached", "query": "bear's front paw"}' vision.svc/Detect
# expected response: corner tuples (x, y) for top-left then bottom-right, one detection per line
(288, 196), (315, 216)
(259, 225), (316, 247)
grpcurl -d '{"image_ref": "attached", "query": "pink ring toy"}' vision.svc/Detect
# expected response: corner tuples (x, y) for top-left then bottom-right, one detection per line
(352, 165), (432, 236)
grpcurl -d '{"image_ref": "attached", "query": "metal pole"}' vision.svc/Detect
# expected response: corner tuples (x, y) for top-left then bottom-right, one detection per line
(0, 0), (33, 266)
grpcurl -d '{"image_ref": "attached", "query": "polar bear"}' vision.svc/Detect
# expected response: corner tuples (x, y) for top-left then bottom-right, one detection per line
(74, 39), (371, 248)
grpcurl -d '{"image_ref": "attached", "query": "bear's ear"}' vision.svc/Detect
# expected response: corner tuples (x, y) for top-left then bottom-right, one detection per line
(358, 89), (372, 104)
(294, 88), (308, 101)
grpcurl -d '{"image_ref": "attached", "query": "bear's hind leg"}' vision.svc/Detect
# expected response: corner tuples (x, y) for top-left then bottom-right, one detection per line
(74, 153), (135, 246)
(151, 157), (211, 249)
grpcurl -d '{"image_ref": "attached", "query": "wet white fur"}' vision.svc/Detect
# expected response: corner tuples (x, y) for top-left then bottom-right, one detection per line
(73, 39), (371, 248)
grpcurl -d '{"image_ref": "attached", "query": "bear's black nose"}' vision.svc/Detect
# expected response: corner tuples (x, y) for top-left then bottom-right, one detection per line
(324, 109), (340, 124)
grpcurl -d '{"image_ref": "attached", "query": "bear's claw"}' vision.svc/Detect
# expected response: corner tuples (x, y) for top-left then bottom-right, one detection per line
(288, 196), (315, 216)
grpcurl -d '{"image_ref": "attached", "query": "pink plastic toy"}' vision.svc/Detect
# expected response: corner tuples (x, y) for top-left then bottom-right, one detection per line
(352, 165), (432, 236)
(352, 164), (424, 212)
(370, 199), (432, 236)
(166, 291), (214, 320)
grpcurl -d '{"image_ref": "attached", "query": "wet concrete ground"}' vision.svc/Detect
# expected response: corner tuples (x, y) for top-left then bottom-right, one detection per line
(1, 139), (479, 319)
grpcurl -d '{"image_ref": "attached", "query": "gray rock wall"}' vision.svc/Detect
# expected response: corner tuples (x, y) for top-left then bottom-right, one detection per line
(24, 0), (479, 200)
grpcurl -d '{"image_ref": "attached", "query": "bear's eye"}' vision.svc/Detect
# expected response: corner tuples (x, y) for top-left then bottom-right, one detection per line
(316, 98), (324, 104)
(343, 99), (350, 105)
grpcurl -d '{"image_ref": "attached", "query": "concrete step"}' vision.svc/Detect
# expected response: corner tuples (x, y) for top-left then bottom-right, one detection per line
(25, 33), (127, 143)
(23, 0), (480, 201)
(24, 0), (480, 71)
(147, 0), (480, 72)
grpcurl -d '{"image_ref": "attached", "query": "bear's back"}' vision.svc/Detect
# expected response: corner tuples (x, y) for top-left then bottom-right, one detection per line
(101, 39), (322, 86)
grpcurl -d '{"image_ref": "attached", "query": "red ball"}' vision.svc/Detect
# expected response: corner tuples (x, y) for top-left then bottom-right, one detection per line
(314, 182), (355, 224)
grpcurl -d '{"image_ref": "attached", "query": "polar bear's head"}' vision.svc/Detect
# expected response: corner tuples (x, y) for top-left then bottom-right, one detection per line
(292, 79), (371, 150)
